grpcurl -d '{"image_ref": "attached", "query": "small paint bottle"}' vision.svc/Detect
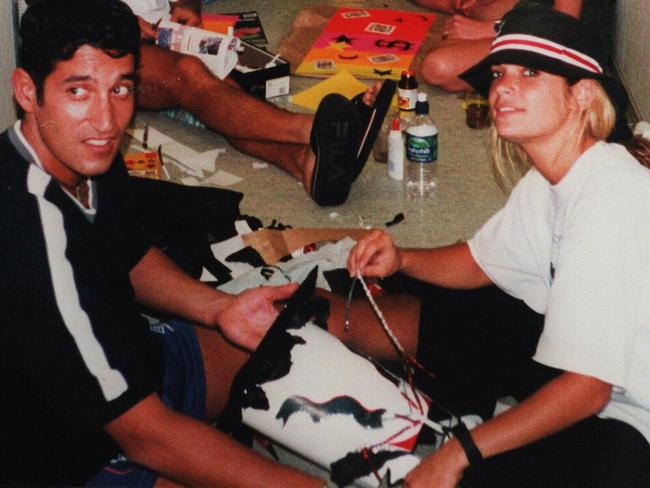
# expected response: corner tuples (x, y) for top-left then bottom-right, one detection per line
(387, 117), (404, 180)
(398, 70), (418, 114)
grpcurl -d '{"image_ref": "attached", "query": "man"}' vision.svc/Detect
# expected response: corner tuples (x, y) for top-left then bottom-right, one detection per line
(120, 0), (395, 206)
(1, 0), (327, 485)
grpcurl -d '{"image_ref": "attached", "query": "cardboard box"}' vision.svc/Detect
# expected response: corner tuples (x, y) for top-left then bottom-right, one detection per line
(231, 41), (290, 99)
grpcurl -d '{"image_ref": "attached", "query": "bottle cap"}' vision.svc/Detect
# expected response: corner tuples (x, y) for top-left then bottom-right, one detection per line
(417, 92), (427, 102)
(391, 116), (400, 131)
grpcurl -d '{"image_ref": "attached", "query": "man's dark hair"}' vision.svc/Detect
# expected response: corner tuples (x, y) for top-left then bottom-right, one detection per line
(19, 0), (141, 100)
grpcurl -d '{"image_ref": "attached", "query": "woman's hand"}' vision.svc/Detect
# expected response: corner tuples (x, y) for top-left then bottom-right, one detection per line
(404, 438), (467, 488)
(443, 15), (496, 40)
(347, 229), (402, 279)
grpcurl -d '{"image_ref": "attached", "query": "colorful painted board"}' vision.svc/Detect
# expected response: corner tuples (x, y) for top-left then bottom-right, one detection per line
(295, 8), (436, 80)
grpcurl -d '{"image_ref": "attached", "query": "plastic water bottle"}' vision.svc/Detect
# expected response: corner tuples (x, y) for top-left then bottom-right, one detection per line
(387, 117), (404, 180)
(405, 92), (438, 198)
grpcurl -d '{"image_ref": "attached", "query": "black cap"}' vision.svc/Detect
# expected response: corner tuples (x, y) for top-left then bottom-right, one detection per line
(459, 4), (628, 122)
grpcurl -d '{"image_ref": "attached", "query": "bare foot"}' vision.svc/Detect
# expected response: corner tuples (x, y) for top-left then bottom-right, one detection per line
(300, 144), (316, 192)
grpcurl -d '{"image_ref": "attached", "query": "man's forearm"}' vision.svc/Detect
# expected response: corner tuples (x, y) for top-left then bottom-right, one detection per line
(108, 395), (324, 488)
(129, 247), (229, 327)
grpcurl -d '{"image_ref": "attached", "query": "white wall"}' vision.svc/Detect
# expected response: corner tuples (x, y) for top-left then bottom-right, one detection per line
(614, 0), (650, 121)
(0, 1), (17, 131)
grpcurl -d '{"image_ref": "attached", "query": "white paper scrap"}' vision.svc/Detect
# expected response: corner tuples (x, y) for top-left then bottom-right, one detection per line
(204, 169), (242, 187)
(127, 126), (174, 147)
(181, 176), (201, 186)
(199, 267), (218, 282)
(161, 143), (209, 174)
(164, 157), (203, 178)
(198, 148), (227, 173)
(252, 161), (268, 169)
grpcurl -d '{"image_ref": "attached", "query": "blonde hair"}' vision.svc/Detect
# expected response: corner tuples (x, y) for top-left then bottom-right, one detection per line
(489, 79), (616, 190)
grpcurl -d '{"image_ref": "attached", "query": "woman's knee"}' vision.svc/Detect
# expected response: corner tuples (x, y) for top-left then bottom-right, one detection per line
(420, 49), (468, 92)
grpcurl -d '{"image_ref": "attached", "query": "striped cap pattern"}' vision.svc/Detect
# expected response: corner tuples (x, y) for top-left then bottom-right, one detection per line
(491, 34), (603, 75)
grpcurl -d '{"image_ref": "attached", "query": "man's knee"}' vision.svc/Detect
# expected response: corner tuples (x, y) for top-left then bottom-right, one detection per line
(175, 53), (216, 84)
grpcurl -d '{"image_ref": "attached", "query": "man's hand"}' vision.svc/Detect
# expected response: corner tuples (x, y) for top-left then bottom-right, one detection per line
(171, 0), (202, 27)
(214, 283), (298, 351)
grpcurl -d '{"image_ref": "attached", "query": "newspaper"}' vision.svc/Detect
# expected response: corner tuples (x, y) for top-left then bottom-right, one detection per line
(156, 20), (241, 80)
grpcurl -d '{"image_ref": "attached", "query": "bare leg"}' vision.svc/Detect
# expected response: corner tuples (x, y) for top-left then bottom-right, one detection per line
(193, 288), (421, 420)
(322, 290), (422, 362)
(420, 38), (492, 92)
(412, 0), (460, 14)
(413, 0), (516, 17)
(137, 44), (313, 145)
(137, 45), (384, 194)
(418, 0), (518, 91)
(193, 326), (250, 420)
(465, 0), (518, 20)
(226, 139), (314, 188)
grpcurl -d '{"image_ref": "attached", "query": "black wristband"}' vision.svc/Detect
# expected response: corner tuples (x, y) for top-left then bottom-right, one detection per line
(451, 421), (484, 468)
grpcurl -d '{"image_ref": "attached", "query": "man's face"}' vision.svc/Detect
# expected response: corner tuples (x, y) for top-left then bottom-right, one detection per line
(23, 45), (135, 188)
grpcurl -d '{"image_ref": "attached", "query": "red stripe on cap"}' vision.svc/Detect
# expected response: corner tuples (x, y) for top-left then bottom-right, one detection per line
(491, 34), (602, 74)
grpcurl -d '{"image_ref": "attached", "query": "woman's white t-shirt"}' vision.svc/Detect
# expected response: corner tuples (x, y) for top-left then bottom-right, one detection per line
(469, 141), (650, 443)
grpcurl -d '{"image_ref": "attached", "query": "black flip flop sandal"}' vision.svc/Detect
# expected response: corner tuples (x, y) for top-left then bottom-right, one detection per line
(309, 94), (362, 206)
(351, 79), (397, 181)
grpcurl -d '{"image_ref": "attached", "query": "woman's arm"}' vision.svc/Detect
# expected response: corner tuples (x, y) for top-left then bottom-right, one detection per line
(405, 371), (612, 487)
(348, 230), (491, 289)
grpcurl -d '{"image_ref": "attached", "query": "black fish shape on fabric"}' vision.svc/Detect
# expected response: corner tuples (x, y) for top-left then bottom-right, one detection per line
(330, 449), (407, 487)
(224, 268), (327, 418)
(276, 395), (386, 428)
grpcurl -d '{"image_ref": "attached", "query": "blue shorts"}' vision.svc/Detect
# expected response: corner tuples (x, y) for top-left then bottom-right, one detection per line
(87, 320), (206, 488)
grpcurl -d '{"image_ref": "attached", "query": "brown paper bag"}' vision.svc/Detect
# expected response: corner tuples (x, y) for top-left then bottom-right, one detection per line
(243, 227), (370, 265)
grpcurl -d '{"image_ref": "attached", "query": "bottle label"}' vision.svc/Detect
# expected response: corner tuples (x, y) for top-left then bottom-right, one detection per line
(398, 88), (417, 111)
(406, 133), (437, 163)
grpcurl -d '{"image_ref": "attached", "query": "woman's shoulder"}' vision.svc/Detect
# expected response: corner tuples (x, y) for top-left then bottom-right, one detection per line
(585, 141), (650, 181)
(580, 141), (650, 216)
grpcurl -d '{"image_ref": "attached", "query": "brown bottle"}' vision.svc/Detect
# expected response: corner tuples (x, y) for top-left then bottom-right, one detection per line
(398, 70), (418, 113)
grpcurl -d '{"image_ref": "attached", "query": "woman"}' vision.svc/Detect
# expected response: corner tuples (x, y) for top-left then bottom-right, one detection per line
(348, 5), (650, 487)
(414, 0), (582, 91)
